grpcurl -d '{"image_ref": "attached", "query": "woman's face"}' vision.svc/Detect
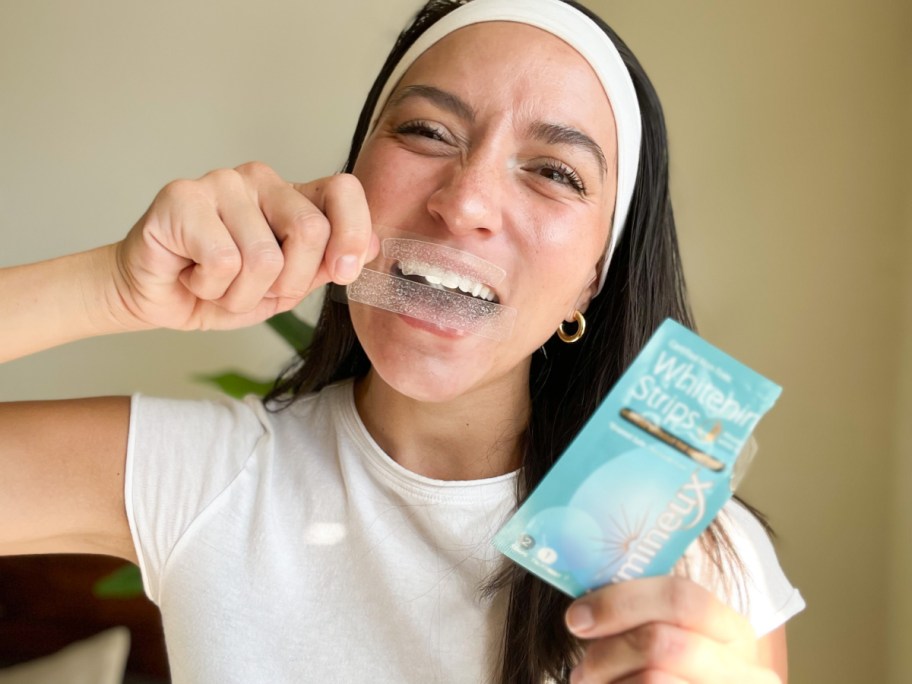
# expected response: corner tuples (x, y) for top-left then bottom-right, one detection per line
(351, 22), (618, 403)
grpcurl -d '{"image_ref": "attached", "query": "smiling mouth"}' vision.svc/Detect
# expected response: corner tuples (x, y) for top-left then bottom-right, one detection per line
(393, 260), (499, 303)
(344, 235), (516, 341)
(381, 237), (506, 305)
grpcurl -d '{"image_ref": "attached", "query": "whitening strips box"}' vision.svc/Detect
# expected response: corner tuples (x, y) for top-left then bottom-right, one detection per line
(493, 319), (782, 597)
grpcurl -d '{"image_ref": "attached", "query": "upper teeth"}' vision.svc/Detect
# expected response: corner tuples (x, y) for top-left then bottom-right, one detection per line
(398, 259), (495, 301)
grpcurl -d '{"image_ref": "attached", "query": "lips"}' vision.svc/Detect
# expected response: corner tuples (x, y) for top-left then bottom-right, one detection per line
(346, 237), (517, 341)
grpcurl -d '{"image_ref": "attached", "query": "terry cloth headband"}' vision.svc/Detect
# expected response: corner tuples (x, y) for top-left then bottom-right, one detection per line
(367, 0), (642, 294)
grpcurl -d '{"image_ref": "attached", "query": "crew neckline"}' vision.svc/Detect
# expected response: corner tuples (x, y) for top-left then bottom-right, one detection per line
(327, 379), (520, 505)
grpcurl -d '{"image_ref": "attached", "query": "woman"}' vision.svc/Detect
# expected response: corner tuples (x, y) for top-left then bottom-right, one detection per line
(0, 0), (803, 681)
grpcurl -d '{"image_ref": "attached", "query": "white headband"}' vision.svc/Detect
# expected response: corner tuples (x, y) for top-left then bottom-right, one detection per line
(368, 0), (642, 294)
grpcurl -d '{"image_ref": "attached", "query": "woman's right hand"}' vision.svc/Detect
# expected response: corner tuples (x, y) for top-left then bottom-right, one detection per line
(112, 162), (378, 332)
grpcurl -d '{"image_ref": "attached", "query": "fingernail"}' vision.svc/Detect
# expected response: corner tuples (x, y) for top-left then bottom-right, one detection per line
(566, 603), (594, 634)
(334, 255), (360, 283)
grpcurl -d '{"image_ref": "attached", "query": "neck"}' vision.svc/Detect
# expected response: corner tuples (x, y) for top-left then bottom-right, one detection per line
(353, 368), (531, 481)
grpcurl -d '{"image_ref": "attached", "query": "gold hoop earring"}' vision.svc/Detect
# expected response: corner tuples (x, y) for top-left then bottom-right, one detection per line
(557, 311), (586, 344)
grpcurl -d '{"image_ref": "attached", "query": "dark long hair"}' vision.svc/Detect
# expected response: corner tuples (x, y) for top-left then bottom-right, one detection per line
(268, 1), (754, 681)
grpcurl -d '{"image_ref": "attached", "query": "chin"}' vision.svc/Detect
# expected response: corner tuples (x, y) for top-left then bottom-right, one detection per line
(371, 340), (500, 402)
(351, 304), (505, 403)
(378, 367), (482, 404)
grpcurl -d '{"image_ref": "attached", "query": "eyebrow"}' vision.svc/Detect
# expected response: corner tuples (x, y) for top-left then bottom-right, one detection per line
(387, 84), (608, 179)
(529, 122), (609, 179)
(387, 84), (476, 123)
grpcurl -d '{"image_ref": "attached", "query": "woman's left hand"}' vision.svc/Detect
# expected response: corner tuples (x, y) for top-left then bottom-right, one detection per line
(565, 576), (782, 683)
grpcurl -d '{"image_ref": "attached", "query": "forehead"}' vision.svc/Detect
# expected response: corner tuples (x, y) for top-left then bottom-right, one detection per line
(393, 22), (616, 148)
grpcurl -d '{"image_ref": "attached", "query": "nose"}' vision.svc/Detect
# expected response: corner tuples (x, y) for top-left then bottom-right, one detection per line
(425, 149), (505, 237)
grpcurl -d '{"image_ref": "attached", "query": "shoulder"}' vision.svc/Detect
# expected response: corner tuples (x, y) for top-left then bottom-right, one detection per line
(685, 500), (806, 636)
(126, 383), (357, 599)
(131, 379), (353, 440)
(131, 392), (269, 431)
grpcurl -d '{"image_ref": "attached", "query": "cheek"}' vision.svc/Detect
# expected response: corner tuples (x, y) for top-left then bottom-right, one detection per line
(353, 141), (435, 211)
(519, 228), (604, 320)
(537, 225), (604, 284)
(516, 268), (581, 334)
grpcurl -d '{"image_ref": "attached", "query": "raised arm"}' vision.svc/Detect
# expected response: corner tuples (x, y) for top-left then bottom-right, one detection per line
(0, 163), (377, 559)
(0, 246), (133, 363)
(1, 163), (376, 361)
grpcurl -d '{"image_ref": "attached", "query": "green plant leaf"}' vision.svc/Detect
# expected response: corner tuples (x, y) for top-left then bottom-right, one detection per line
(93, 563), (144, 599)
(195, 371), (275, 399)
(266, 311), (314, 351)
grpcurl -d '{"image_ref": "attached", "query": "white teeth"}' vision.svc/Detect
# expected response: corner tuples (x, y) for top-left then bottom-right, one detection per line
(400, 262), (418, 277)
(398, 258), (496, 301)
(442, 272), (460, 289)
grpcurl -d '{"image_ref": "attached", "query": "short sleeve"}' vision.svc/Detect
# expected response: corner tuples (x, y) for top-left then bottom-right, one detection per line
(124, 394), (272, 603)
(685, 500), (806, 636)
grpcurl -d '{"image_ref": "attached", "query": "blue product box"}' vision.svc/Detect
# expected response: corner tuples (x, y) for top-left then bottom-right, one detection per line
(493, 319), (782, 597)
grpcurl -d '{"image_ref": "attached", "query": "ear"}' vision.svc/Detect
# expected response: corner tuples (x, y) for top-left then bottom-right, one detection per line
(565, 272), (599, 321)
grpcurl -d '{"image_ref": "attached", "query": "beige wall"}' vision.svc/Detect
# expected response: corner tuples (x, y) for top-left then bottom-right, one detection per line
(593, 3), (911, 682)
(2, 1), (911, 682)
(0, 0), (420, 401)
(889, 53), (912, 681)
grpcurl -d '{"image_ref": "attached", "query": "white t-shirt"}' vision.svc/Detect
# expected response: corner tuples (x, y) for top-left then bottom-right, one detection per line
(125, 380), (804, 683)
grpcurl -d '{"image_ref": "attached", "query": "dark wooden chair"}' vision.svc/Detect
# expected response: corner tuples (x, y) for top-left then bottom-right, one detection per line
(0, 555), (168, 681)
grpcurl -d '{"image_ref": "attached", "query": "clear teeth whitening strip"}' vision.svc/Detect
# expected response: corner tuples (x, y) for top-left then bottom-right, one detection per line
(345, 238), (517, 341)
(493, 319), (782, 597)
(383, 238), (506, 286)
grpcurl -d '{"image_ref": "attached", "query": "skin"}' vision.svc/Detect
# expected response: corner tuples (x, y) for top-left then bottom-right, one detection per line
(0, 21), (789, 684)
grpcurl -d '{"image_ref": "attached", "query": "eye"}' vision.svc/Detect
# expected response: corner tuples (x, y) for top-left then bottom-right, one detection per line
(395, 120), (451, 144)
(536, 161), (587, 194)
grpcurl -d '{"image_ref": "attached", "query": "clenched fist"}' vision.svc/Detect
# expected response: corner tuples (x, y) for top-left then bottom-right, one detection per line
(113, 162), (379, 331)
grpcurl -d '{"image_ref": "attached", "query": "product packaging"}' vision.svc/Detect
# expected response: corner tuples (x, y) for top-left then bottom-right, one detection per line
(493, 319), (782, 597)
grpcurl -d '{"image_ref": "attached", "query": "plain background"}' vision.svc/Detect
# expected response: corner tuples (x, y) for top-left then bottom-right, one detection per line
(1, 1), (910, 682)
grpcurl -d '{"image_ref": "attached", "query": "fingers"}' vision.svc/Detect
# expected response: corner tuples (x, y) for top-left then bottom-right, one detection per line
(195, 169), (285, 311)
(565, 577), (777, 684)
(570, 622), (779, 684)
(566, 576), (754, 644)
(292, 173), (379, 284)
(237, 163), (377, 298)
(256, 180), (331, 299)
(121, 162), (376, 331)
(155, 163), (374, 316)
(150, 170), (285, 315)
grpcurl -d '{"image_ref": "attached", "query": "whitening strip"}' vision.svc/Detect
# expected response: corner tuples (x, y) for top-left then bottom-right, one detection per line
(493, 319), (781, 596)
(345, 236), (517, 341)
(347, 269), (516, 340)
(383, 238), (506, 287)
